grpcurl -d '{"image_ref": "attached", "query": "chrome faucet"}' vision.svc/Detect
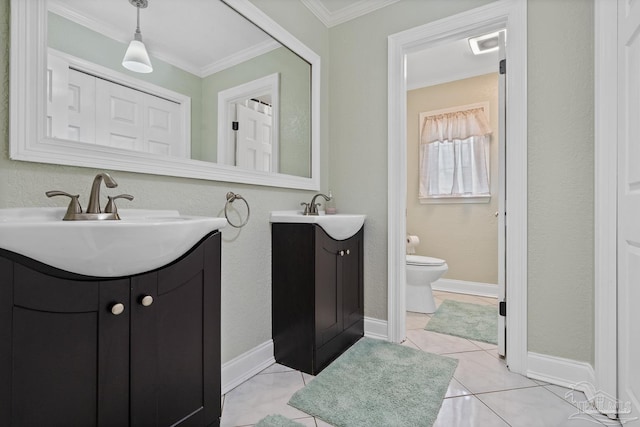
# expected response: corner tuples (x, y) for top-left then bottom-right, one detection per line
(301, 193), (331, 216)
(46, 172), (133, 220)
(87, 172), (118, 213)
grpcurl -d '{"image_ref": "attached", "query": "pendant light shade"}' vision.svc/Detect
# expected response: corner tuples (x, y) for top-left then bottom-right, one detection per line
(122, 0), (153, 73)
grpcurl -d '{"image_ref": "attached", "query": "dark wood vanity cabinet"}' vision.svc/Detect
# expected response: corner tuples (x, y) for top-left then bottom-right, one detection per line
(272, 223), (363, 375)
(0, 232), (221, 427)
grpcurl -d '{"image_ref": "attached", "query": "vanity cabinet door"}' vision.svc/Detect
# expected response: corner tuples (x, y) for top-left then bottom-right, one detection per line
(130, 232), (221, 427)
(341, 229), (363, 331)
(314, 227), (364, 372)
(0, 261), (129, 427)
(314, 228), (343, 348)
(314, 227), (364, 347)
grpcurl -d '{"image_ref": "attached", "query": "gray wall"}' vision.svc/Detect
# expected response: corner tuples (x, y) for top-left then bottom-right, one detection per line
(2, 0), (596, 366)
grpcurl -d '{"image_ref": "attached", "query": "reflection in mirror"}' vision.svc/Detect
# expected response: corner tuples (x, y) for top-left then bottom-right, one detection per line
(10, 0), (319, 189)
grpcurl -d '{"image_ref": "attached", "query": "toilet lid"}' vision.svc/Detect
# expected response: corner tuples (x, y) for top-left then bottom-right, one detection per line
(406, 255), (446, 266)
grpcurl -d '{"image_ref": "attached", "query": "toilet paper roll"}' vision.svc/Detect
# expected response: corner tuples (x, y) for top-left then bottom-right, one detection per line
(406, 235), (419, 254)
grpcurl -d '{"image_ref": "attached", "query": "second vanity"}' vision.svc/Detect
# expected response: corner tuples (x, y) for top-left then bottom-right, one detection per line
(271, 210), (365, 375)
(0, 207), (226, 427)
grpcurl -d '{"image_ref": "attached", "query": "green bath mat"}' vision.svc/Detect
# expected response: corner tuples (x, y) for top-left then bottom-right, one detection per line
(288, 338), (457, 427)
(255, 414), (306, 427)
(425, 299), (498, 344)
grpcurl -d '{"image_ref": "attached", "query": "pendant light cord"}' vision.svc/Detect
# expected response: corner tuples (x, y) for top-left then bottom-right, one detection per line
(134, 6), (142, 40)
(137, 6), (141, 35)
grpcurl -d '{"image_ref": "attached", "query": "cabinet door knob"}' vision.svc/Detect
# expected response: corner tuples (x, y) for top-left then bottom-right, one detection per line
(111, 303), (125, 316)
(140, 295), (154, 307)
(339, 250), (345, 256)
(346, 249), (350, 255)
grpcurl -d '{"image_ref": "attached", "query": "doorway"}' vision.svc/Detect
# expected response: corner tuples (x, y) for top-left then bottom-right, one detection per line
(387, 0), (528, 374)
(404, 33), (504, 353)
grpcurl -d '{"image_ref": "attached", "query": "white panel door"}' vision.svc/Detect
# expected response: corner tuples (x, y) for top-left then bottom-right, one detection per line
(144, 95), (183, 157)
(618, 0), (640, 424)
(46, 53), (69, 140)
(67, 69), (96, 143)
(236, 103), (273, 172)
(95, 79), (144, 152)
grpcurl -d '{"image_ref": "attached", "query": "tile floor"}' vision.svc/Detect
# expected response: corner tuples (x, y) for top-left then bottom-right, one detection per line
(220, 291), (621, 427)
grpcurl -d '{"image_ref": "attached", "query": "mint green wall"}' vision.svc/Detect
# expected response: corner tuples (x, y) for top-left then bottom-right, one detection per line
(2, 0), (596, 366)
(200, 47), (311, 177)
(527, 0), (594, 364)
(327, 0), (496, 326)
(1, 0), (329, 364)
(48, 12), (204, 158)
(327, 0), (595, 365)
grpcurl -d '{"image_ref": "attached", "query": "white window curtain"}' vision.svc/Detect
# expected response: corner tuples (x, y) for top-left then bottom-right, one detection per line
(419, 107), (492, 199)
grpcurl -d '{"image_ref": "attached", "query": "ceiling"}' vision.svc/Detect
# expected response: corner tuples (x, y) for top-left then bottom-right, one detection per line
(406, 38), (500, 90)
(302, 0), (501, 89)
(49, 0), (500, 89)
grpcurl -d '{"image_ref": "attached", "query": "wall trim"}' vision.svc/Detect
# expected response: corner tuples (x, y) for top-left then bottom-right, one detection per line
(221, 340), (275, 394)
(527, 352), (597, 403)
(593, 0), (618, 408)
(432, 278), (498, 298)
(300, 0), (401, 28)
(387, 0), (528, 374)
(364, 317), (388, 340)
(221, 323), (388, 395)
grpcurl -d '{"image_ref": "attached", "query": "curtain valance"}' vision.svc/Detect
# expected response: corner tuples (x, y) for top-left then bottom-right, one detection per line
(420, 107), (492, 145)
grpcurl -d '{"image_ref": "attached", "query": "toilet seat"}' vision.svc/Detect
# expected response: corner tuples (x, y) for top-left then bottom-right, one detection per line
(406, 255), (446, 267)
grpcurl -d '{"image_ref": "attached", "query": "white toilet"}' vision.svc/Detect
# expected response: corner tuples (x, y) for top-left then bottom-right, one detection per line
(406, 255), (448, 314)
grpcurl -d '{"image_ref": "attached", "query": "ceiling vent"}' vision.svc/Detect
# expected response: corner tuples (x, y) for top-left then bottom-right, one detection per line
(468, 30), (504, 55)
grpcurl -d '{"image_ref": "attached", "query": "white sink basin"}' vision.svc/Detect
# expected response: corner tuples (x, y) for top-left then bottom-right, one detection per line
(270, 210), (365, 240)
(0, 208), (227, 277)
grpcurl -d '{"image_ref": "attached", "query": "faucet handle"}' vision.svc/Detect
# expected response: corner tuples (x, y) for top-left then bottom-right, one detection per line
(104, 194), (134, 215)
(300, 202), (310, 215)
(46, 190), (82, 220)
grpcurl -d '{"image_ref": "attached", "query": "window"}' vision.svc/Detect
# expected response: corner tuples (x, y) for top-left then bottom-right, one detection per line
(418, 103), (492, 203)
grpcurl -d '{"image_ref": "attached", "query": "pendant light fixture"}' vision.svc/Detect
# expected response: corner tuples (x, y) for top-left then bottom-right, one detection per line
(122, 0), (153, 73)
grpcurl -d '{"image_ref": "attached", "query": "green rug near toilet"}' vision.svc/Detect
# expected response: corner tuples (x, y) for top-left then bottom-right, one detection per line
(425, 299), (498, 344)
(255, 414), (306, 427)
(288, 338), (457, 427)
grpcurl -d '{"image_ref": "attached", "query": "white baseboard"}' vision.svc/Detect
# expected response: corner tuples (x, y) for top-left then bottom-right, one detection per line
(432, 278), (498, 298)
(364, 317), (388, 341)
(527, 352), (597, 400)
(221, 320), (389, 395)
(221, 339), (275, 394)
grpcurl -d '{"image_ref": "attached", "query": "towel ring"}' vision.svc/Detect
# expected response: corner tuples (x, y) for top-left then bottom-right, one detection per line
(224, 192), (250, 228)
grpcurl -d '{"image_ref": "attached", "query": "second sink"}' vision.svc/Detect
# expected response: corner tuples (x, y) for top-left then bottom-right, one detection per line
(270, 211), (366, 240)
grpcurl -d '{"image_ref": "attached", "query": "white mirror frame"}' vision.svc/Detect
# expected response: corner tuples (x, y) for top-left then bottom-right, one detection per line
(10, 0), (320, 190)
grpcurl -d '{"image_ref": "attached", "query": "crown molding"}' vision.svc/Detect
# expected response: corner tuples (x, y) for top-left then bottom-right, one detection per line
(301, 0), (401, 28)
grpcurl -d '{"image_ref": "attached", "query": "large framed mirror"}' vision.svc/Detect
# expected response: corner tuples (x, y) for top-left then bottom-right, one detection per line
(10, 0), (320, 190)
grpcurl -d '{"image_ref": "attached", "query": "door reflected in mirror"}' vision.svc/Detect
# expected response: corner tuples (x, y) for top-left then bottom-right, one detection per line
(45, 0), (312, 178)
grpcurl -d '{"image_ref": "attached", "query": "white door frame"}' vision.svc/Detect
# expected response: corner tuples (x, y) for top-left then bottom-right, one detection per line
(593, 0), (618, 409)
(387, 0), (528, 373)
